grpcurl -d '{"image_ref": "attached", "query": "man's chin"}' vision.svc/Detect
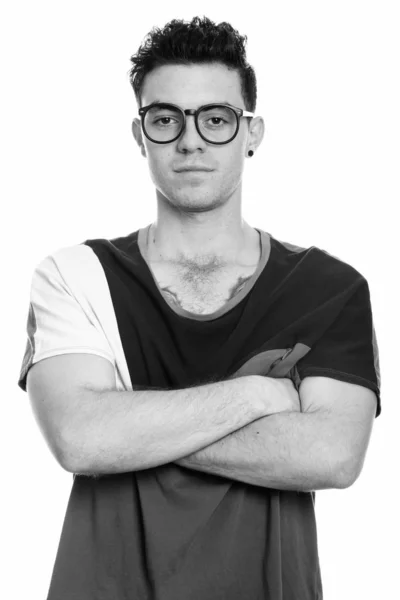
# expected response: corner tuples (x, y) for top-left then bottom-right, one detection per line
(169, 195), (224, 212)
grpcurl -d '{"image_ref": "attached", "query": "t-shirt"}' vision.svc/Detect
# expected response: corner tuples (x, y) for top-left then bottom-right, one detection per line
(18, 225), (381, 600)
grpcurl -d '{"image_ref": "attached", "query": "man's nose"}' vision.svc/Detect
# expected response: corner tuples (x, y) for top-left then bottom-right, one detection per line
(176, 115), (207, 151)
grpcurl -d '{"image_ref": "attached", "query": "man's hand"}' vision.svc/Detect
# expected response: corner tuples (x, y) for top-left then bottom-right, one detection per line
(256, 376), (301, 416)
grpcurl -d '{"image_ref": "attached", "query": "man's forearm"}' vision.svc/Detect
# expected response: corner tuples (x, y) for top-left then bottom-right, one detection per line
(175, 410), (348, 492)
(64, 375), (265, 475)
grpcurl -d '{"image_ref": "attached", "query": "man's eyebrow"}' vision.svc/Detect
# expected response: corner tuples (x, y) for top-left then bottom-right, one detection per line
(147, 100), (235, 108)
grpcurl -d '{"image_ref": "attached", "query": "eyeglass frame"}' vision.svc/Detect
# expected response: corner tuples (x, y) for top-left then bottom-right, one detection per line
(138, 102), (255, 145)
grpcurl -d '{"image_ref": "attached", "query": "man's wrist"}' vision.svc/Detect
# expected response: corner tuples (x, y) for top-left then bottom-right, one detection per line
(241, 375), (276, 419)
(251, 375), (301, 417)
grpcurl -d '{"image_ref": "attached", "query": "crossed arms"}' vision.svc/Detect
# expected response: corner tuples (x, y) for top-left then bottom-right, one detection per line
(174, 375), (377, 491)
(29, 353), (377, 492)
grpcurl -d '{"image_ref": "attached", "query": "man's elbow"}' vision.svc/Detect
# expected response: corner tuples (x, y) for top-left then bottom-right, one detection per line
(58, 441), (97, 476)
(61, 455), (103, 478)
(333, 456), (362, 489)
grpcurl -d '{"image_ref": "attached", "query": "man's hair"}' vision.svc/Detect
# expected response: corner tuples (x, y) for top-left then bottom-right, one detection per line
(128, 16), (257, 112)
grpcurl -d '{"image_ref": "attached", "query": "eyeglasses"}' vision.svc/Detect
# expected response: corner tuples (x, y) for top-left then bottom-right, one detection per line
(138, 102), (254, 145)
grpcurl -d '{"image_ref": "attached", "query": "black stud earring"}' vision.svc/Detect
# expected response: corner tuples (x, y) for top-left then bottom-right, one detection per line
(248, 150), (254, 157)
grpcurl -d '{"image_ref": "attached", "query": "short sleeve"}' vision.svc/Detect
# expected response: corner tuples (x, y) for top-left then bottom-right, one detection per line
(295, 277), (381, 417)
(17, 254), (116, 392)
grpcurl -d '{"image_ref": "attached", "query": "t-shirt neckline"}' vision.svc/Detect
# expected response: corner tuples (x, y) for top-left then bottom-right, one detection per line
(137, 224), (272, 321)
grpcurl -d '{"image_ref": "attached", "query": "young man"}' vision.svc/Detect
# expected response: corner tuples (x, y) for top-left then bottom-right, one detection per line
(18, 16), (381, 600)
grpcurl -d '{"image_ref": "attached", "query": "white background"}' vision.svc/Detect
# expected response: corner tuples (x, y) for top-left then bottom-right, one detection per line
(2, 1), (399, 599)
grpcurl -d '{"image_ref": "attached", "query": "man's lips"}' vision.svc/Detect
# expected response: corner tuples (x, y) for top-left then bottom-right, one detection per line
(174, 167), (214, 172)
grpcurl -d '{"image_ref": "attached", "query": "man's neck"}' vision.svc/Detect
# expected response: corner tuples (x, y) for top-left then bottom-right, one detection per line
(146, 222), (260, 269)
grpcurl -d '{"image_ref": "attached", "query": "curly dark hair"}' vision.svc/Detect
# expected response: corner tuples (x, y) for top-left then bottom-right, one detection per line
(128, 16), (257, 112)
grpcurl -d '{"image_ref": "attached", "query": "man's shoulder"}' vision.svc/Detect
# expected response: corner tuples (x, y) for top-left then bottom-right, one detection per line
(267, 231), (366, 293)
(34, 243), (97, 276)
(282, 233), (361, 270)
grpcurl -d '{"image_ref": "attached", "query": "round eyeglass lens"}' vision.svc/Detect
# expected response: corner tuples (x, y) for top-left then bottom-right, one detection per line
(144, 105), (183, 142)
(143, 105), (238, 143)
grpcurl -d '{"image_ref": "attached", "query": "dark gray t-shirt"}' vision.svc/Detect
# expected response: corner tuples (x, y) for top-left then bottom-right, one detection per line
(18, 226), (381, 600)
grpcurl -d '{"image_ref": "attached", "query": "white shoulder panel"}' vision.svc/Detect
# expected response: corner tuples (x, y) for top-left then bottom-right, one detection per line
(18, 244), (132, 392)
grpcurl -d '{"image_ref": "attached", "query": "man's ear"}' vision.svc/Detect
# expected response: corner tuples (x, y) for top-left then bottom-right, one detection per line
(132, 118), (147, 158)
(248, 116), (265, 153)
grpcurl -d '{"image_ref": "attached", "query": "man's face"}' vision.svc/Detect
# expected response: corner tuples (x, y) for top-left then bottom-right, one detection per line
(132, 63), (254, 213)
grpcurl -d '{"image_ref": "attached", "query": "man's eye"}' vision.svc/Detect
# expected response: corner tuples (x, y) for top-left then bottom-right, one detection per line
(203, 117), (228, 127)
(154, 117), (177, 125)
